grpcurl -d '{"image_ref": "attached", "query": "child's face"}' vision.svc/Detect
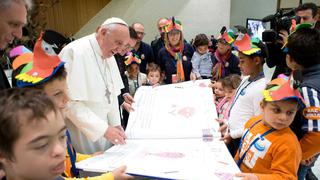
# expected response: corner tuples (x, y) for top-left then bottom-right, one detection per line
(261, 100), (298, 130)
(44, 78), (69, 112)
(196, 45), (208, 55)
(214, 82), (224, 98)
(127, 63), (140, 78)
(147, 71), (161, 85)
(238, 52), (259, 76)
(2, 111), (67, 180)
(223, 87), (235, 99)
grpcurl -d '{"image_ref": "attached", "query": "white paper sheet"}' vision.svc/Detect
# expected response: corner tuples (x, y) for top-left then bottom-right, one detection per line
(76, 80), (240, 179)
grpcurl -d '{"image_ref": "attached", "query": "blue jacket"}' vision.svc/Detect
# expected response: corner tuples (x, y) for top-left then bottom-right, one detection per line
(132, 41), (154, 74)
(211, 52), (240, 78)
(158, 43), (194, 84)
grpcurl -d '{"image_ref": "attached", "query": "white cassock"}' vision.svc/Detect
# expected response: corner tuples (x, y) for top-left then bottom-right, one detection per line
(59, 33), (124, 154)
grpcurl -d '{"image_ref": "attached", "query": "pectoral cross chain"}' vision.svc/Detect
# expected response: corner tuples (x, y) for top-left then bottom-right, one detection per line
(105, 88), (111, 103)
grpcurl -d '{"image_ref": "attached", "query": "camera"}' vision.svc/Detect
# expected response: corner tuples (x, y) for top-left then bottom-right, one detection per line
(262, 9), (300, 43)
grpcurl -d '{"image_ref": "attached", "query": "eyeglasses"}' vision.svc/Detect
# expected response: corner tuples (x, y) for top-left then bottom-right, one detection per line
(158, 26), (166, 31)
(136, 31), (146, 36)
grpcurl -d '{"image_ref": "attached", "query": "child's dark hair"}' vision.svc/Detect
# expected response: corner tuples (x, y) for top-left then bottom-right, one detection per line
(296, 2), (318, 17)
(193, 34), (209, 47)
(146, 63), (161, 75)
(221, 74), (241, 90)
(0, 88), (59, 159)
(287, 28), (320, 68)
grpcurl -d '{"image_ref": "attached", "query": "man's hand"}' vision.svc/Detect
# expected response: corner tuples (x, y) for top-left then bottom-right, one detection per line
(104, 126), (126, 145)
(235, 173), (259, 180)
(122, 102), (134, 112)
(278, 29), (289, 46)
(112, 165), (134, 180)
(123, 93), (134, 104)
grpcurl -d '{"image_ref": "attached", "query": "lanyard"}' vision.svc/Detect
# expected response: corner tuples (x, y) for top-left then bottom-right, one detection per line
(66, 130), (78, 177)
(228, 73), (264, 116)
(237, 120), (274, 167)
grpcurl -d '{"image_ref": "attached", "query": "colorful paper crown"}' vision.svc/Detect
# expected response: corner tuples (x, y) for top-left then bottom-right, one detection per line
(11, 33), (65, 87)
(124, 52), (141, 66)
(282, 23), (314, 51)
(233, 33), (262, 55)
(164, 17), (183, 33)
(219, 29), (235, 44)
(263, 75), (305, 106)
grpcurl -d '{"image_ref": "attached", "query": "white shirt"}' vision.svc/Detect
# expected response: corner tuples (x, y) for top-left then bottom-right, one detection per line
(59, 33), (124, 154)
(228, 76), (266, 139)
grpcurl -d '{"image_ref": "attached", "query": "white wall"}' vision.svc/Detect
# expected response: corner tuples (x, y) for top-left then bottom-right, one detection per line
(75, 0), (231, 43)
(230, 0), (277, 27)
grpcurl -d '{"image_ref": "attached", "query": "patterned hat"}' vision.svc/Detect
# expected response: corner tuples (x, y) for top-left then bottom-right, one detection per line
(263, 74), (305, 107)
(164, 17), (183, 33)
(218, 29), (235, 45)
(233, 33), (263, 56)
(124, 52), (141, 66)
(11, 33), (65, 87)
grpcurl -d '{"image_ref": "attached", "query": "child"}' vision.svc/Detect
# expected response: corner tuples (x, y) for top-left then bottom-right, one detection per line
(145, 62), (161, 86)
(235, 76), (303, 179)
(217, 74), (241, 124)
(0, 88), (67, 180)
(12, 35), (132, 180)
(223, 34), (267, 157)
(211, 79), (225, 107)
(125, 52), (147, 96)
(191, 33), (213, 79)
(285, 25), (320, 180)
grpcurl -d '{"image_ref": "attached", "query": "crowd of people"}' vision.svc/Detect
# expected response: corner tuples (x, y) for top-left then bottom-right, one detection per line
(0, 0), (319, 180)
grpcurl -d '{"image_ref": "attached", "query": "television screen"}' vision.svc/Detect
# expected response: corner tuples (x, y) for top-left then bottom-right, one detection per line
(246, 18), (269, 40)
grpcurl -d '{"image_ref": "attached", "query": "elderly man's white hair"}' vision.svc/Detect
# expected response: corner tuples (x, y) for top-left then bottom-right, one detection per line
(0, 0), (33, 10)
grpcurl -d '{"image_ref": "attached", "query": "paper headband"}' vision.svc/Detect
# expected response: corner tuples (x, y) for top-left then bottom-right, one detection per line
(219, 29), (235, 45)
(263, 75), (304, 106)
(124, 52), (141, 66)
(11, 33), (65, 87)
(164, 17), (183, 33)
(233, 33), (262, 55)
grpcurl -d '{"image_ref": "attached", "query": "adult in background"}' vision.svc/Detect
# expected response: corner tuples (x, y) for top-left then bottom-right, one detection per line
(0, 0), (32, 90)
(211, 29), (240, 81)
(151, 17), (168, 64)
(114, 26), (138, 129)
(158, 17), (194, 84)
(131, 22), (154, 73)
(59, 17), (130, 154)
(0, 1), (32, 178)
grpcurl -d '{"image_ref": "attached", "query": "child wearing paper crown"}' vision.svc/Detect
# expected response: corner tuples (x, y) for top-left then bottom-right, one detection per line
(234, 75), (303, 180)
(211, 28), (240, 81)
(284, 24), (320, 180)
(158, 17), (194, 84)
(11, 34), (132, 180)
(125, 52), (147, 96)
(221, 34), (267, 157)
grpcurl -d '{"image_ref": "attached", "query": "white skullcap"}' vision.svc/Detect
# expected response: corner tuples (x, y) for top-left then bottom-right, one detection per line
(102, 17), (128, 26)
